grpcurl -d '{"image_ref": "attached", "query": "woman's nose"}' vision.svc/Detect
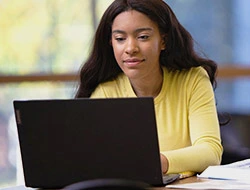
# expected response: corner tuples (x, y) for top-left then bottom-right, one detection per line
(125, 39), (139, 54)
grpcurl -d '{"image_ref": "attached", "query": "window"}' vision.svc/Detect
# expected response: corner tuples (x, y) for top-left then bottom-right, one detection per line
(167, 0), (250, 113)
(0, 0), (112, 187)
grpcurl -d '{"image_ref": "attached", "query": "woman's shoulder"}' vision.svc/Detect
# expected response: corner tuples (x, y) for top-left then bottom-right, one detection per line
(163, 66), (208, 80)
(99, 73), (127, 87)
(91, 73), (131, 98)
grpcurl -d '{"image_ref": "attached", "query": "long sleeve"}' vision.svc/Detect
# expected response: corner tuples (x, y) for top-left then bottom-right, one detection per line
(90, 67), (223, 174)
(158, 67), (223, 174)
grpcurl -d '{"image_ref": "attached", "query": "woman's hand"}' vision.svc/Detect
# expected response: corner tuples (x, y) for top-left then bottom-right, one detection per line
(160, 153), (169, 174)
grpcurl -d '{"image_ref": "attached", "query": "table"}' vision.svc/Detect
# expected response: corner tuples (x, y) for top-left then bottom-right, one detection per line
(0, 177), (206, 190)
(155, 176), (204, 189)
(3, 176), (250, 190)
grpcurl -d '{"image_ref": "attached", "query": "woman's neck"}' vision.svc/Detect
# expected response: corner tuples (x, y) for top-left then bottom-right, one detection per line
(129, 68), (163, 98)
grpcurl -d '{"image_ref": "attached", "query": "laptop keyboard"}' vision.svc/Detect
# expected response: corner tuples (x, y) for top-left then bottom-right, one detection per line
(162, 173), (180, 184)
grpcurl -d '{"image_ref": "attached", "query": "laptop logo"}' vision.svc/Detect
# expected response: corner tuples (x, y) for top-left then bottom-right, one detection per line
(15, 109), (22, 125)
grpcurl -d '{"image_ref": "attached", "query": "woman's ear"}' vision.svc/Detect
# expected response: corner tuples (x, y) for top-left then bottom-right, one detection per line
(161, 34), (167, 50)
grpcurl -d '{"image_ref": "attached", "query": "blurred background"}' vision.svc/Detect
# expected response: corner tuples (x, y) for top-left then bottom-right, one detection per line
(0, 0), (249, 188)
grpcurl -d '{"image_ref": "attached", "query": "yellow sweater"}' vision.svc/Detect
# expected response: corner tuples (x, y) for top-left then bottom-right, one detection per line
(90, 66), (223, 174)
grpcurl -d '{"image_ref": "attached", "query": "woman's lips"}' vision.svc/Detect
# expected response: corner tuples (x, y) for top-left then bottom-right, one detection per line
(123, 59), (145, 66)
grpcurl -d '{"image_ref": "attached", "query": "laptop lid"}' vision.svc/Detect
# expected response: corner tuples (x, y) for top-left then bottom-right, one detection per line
(13, 97), (166, 188)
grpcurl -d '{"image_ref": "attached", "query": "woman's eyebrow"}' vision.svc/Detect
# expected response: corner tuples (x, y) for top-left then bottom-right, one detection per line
(112, 27), (153, 34)
(135, 27), (153, 33)
(112, 29), (125, 34)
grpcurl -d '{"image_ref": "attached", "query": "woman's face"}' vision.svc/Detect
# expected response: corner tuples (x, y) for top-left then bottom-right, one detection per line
(111, 10), (165, 80)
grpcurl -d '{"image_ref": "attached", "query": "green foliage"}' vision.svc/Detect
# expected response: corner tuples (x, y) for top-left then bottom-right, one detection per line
(0, 0), (104, 75)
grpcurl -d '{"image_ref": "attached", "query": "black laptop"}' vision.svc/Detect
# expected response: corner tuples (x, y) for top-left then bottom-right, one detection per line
(13, 97), (179, 188)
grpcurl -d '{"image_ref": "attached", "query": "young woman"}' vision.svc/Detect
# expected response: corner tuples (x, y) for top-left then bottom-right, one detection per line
(75, 0), (223, 175)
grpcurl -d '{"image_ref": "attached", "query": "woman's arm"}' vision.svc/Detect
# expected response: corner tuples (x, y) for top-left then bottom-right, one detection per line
(161, 67), (223, 174)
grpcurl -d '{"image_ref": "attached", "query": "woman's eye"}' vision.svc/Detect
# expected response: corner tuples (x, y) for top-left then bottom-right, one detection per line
(138, 35), (149, 40)
(115, 37), (125, 42)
